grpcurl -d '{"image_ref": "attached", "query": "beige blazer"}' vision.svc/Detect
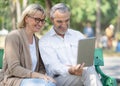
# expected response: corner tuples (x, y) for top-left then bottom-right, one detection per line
(0, 29), (46, 86)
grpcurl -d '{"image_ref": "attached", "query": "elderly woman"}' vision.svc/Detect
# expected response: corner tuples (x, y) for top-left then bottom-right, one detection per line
(0, 4), (56, 86)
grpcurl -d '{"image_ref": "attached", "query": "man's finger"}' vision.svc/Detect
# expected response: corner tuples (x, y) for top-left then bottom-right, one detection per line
(79, 62), (85, 69)
(75, 64), (81, 70)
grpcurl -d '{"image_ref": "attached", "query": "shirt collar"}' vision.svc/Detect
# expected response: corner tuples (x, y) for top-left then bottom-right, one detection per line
(49, 26), (72, 36)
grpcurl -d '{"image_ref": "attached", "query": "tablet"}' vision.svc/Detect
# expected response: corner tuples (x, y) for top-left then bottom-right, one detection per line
(77, 37), (96, 66)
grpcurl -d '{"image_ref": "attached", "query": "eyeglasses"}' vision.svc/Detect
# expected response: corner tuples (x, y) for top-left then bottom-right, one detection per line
(28, 15), (45, 24)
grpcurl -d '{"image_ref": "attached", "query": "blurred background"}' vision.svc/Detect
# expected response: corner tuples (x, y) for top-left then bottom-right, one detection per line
(0, 0), (120, 84)
(0, 0), (120, 56)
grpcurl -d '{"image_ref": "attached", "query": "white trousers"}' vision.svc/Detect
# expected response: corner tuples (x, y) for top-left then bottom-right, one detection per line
(54, 66), (103, 86)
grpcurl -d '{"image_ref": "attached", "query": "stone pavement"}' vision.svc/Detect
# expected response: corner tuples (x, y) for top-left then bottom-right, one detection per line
(101, 57), (120, 78)
(101, 56), (120, 85)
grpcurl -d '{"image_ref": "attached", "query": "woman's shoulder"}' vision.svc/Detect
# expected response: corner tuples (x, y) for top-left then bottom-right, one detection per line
(5, 29), (21, 41)
(7, 30), (19, 36)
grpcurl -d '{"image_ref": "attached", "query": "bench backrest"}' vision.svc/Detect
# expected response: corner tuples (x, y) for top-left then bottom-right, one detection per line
(94, 48), (104, 66)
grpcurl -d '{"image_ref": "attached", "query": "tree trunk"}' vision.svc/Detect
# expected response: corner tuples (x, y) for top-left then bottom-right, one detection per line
(23, 0), (28, 9)
(96, 0), (101, 48)
(9, 0), (16, 30)
(16, 0), (21, 23)
(117, 0), (120, 32)
(45, 0), (52, 18)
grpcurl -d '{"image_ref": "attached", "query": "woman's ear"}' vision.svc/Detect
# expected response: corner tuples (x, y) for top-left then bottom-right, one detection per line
(24, 16), (29, 23)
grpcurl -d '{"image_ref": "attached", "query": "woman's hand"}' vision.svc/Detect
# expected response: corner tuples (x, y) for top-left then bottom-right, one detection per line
(31, 72), (56, 83)
(44, 74), (56, 83)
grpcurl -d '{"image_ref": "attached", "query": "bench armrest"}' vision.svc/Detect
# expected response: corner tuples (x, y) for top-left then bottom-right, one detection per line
(0, 49), (4, 69)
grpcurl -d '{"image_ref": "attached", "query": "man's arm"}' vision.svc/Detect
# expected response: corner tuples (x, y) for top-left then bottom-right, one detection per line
(39, 41), (70, 77)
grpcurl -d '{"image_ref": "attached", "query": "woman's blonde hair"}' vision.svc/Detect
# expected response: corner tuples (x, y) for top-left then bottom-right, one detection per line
(17, 4), (45, 28)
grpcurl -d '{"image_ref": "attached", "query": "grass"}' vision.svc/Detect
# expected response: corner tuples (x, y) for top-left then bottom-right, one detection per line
(103, 49), (120, 57)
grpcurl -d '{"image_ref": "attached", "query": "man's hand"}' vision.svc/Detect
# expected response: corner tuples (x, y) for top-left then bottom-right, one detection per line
(68, 63), (85, 76)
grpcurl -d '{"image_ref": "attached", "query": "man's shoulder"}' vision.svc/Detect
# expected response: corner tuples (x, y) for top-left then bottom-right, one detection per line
(39, 32), (54, 47)
(68, 29), (85, 37)
(39, 31), (52, 43)
(41, 31), (51, 38)
(69, 28), (78, 32)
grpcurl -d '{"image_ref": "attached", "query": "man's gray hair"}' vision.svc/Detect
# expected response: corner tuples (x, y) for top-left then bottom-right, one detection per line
(50, 3), (70, 18)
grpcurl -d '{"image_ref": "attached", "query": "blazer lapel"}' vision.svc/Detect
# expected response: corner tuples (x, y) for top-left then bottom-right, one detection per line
(18, 29), (32, 70)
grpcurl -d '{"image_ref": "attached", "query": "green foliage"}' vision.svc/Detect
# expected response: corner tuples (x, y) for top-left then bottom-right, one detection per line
(0, 17), (2, 29)
(66, 0), (118, 33)
(115, 32), (120, 41)
(28, 0), (46, 7)
(68, 0), (97, 31)
(101, 0), (118, 28)
(0, 0), (10, 30)
(0, 0), (119, 35)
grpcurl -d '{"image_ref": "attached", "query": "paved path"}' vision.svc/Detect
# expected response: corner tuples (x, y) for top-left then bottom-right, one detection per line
(101, 57), (120, 79)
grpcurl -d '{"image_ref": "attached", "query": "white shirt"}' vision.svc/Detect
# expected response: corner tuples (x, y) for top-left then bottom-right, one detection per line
(29, 37), (37, 71)
(39, 27), (85, 77)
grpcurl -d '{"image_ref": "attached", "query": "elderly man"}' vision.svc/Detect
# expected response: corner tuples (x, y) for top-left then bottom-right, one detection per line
(39, 3), (102, 86)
